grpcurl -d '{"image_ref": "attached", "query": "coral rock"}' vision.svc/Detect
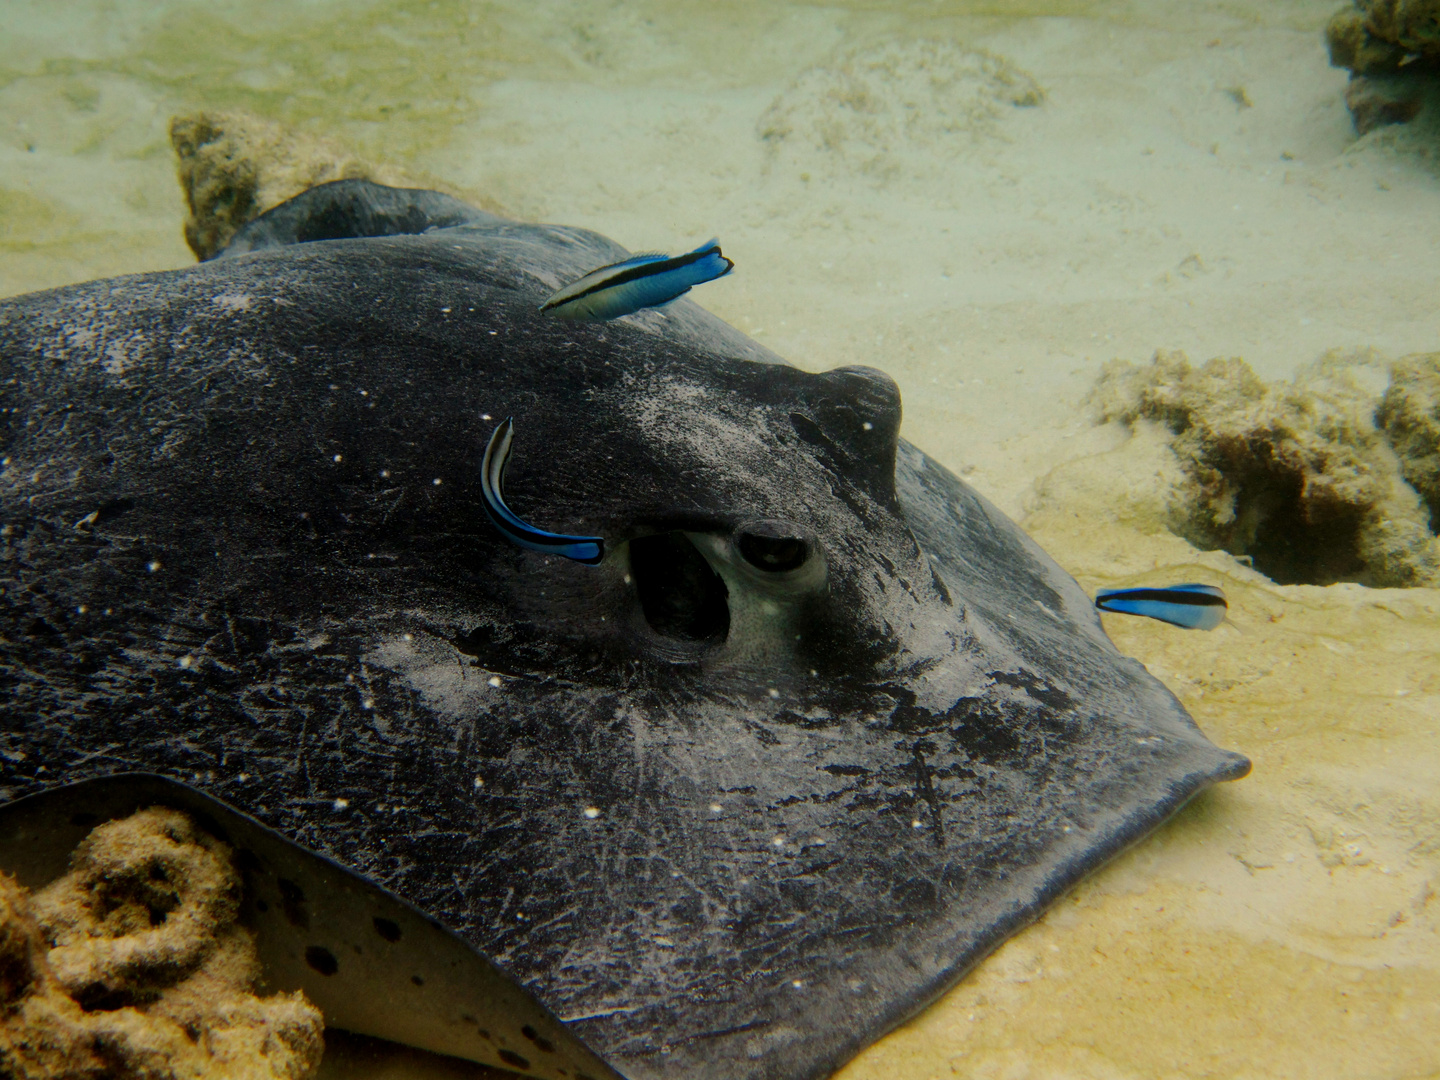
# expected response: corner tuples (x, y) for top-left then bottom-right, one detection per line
(0, 809), (324, 1080)
(1091, 350), (1440, 588)
(170, 111), (414, 261)
(1378, 353), (1440, 529)
(1326, 0), (1439, 130)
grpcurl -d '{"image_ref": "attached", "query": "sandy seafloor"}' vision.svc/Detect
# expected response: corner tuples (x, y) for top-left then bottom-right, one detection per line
(3, 0), (1439, 1076)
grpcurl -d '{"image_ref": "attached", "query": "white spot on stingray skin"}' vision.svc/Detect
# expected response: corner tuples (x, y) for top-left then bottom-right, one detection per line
(65, 326), (98, 350)
(767, 688), (780, 698)
(771, 835), (786, 847)
(473, 776), (484, 789)
(146, 560), (161, 573)
(792, 980), (804, 989)
(487, 676), (502, 688)
(862, 421), (873, 431)
(709, 803), (723, 813)
(911, 819), (924, 829)
(103, 340), (130, 375)
(583, 806), (601, 819)
(433, 478), (442, 486)
(333, 798), (349, 810)
(178, 656), (192, 669)
(212, 292), (253, 312)
(333, 454), (343, 463)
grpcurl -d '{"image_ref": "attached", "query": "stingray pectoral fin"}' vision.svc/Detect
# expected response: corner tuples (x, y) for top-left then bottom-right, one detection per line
(1095, 583), (1227, 630)
(481, 418), (605, 564)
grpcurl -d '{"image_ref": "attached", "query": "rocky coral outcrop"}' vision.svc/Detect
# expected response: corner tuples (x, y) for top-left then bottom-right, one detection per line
(1378, 354), (1440, 528)
(0, 808), (324, 1080)
(170, 111), (418, 261)
(1090, 350), (1440, 587)
(1326, 1), (1440, 133)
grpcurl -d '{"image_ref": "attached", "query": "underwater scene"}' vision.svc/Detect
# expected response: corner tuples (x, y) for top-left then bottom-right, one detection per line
(1, 0), (1438, 1078)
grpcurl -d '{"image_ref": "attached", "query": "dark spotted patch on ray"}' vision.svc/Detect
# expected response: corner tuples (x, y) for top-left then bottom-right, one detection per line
(277, 877), (308, 928)
(372, 915), (401, 941)
(522, 1025), (555, 1053)
(304, 945), (338, 976)
(498, 1049), (531, 1070)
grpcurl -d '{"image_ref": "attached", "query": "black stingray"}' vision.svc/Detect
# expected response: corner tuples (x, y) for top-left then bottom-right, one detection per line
(0, 180), (1248, 1080)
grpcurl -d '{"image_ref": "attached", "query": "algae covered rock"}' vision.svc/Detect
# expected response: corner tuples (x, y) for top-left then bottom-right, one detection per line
(1326, 0), (1440, 132)
(0, 808), (324, 1080)
(1378, 353), (1440, 528)
(170, 111), (414, 261)
(1091, 349), (1440, 588)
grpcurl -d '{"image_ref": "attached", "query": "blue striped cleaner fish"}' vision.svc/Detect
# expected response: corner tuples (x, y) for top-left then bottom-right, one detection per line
(539, 238), (734, 320)
(1094, 583), (1228, 630)
(481, 418), (605, 564)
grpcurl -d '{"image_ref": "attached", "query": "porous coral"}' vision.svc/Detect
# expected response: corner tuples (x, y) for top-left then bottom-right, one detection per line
(1326, 0), (1440, 133)
(1378, 353), (1440, 528)
(0, 808), (324, 1080)
(1091, 350), (1440, 588)
(170, 111), (416, 261)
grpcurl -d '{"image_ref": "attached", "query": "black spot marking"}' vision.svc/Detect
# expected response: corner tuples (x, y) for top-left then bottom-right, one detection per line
(372, 916), (402, 942)
(69, 812), (99, 828)
(234, 848), (264, 875)
(411, 974), (424, 986)
(304, 945), (338, 976)
(498, 1049), (530, 1070)
(255, 899), (269, 913)
(521, 1025), (555, 1053)
(277, 878), (309, 929)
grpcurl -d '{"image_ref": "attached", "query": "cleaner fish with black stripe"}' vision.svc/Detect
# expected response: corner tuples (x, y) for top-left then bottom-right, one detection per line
(1094, 583), (1228, 630)
(540, 237), (733, 320)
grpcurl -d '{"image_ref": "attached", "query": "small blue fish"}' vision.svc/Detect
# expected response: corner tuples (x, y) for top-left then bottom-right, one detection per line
(540, 238), (734, 320)
(481, 418), (604, 564)
(1094, 583), (1227, 630)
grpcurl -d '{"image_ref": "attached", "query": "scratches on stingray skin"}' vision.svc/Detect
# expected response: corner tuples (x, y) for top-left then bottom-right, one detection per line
(911, 742), (945, 849)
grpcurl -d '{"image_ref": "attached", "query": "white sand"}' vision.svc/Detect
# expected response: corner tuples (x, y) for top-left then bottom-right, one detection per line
(2, 1), (1438, 1075)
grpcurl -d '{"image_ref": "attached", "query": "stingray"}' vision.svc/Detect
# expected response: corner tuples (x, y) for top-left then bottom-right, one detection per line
(0, 179), (1248, 1080)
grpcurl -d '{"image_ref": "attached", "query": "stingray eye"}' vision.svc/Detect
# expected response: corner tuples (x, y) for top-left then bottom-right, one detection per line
(737, 522), (811, 573)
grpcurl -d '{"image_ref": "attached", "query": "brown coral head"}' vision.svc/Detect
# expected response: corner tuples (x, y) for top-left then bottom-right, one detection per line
(0, 871), (49, 1006)
(31, 807), (242, 1007)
